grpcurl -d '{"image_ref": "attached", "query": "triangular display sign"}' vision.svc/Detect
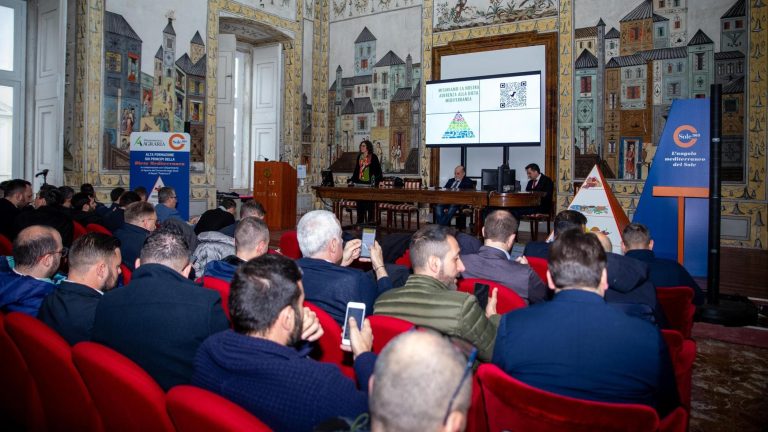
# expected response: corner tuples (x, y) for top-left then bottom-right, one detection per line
(148, 176), (165, 205)
(442, 111), (476, 139)
(565, 165), (630, 254)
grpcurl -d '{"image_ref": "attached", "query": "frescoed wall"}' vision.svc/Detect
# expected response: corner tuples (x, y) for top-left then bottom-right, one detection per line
(433, 0), (558, 31)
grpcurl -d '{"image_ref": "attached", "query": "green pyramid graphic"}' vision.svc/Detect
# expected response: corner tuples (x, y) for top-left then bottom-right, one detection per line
(442, 112), (475, 139)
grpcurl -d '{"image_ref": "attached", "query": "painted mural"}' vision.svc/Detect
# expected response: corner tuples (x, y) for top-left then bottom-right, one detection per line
(573, 0), (747, 182)
(329, 6), (423, 174)
(330, 0), (424, 22)
(433, 0), (558, 32)
(102, 6), (207, 170)
(236, 0), (299, 22)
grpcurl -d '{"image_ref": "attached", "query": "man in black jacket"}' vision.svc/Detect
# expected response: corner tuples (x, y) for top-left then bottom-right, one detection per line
(38, 233), (121, 344)
(91, 229), (229, 390)
(113, 201), (156, 270)
(194, 198), (236, 235)
(513, 163), (554, 219)
(0, 179), (33, 240)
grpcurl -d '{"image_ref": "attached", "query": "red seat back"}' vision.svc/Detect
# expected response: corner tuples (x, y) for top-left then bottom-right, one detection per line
(394, 248), (412, 269)
(278, 230), (301, 259)
(661, 329), (696, 414)
(526, 256), (549, 284)
(120, 264), (132, 285)
(477, 363), (660, 432)
(0, 313), (45, 431)
(5, 313), (103, 432)
(0, 233), (12, 255)
(457, 278), (527, 314)
(166, 385), (272, 432)
(73, 221), (88, 240)
(368, 315), (413, 353)
(304, 301), (356, 380)
(86, 223), (112, 235)
(656, 286), (695, 338)
(202, 276), (231, 320)
(72, 342), (174, 432)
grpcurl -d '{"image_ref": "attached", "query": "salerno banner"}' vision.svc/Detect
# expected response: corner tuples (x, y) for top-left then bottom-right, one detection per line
(129, 132), (190, 221)
(633, 99), (710, 276)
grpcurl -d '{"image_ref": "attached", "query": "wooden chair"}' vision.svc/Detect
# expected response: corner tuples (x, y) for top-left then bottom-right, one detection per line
(379, 178), (421, 229)
(520, 205), (554, 241)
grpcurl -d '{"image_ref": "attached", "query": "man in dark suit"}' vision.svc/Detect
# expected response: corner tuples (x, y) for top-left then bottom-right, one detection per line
(494, 230), (680, 416)
(0, 179), (33, 240)
(435, 165), (475, 227)
(91, 230), (229, 390)
(461, 210), (548, 304)
(101, 191), (142, 232)
(113, 201), (156, 270)
(16, 186), (75, 247)
(296, 210), (393, 326)
(524, 210), (665, 325)
(38, 233), (121, 345)
(513, 163), (554, 218)
(194, 198), (236, 235)
(622, 223), (705, 305)
(70, 192), (104, 227)
(218, 199), (266, 237)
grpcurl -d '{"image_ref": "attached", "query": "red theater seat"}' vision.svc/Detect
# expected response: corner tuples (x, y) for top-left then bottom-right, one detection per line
(278, 230), (302, 259)
(526, 256), (549, 284)
(457, 278), (527, 314)
(86, 223), (112, 235)
(657, 286), (696, 339)
(0, 313), (45, 431)
(72, 342), (174, 432)
(662, 329), (696, 414)
(73, 221), (88, 240)
(5, 312), (103, 431)
(304, 301), (355, 380)
(368, 315), (413, 353)
(167, 385), (272, 432)
(0, 233), (12, 255)
(120, 264), (132, 285)
(202, 276), (232, 320)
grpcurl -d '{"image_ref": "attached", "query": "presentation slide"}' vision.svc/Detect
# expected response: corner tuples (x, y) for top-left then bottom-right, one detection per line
(425, 72), (541, 146)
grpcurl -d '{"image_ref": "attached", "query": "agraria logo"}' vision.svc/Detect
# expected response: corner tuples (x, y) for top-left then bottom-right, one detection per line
(673, 125), (701, 148)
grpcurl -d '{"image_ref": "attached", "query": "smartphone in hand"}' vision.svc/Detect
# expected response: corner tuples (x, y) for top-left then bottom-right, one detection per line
(360, 227), (376, 259)
(474, 282), (490, 310)
(342, 302), (366, 346)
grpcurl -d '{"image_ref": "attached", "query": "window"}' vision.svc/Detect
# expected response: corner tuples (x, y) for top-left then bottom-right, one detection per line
(609, 141), (616, 153)
(727, 63), (734, 74)
(636, 67), (643, 78)
(658, 27), (664, 37)
(382, 72), (388, 84)
(361, 59), (368, 69)
(724, 21), (730, 30)
(674, 18), (681, 29)
(377, 110), (384, 127)
(609, 93), (617, 109)
(588, 41), (592, 49)
(345, 89), (352, 98)
(717, 64), (723, 76)
(673, 0), (679, 6)
(677, 62), (684, 72)
(737, 62), (743, 74)
(609, 41), (616, 50)
(668, 63), (673, 73)
(724, 99), (738, 113)
(357, 116), (367, 130)
(367, 46), (371, 55)
(383, 88), (387, 99)
(373, 73), (377, 83)
(735, 20), (743, 29)
(627, 86), (641, 99)
(630, 27), (640, 41)
(668, 82), (680, 96)
(165, 37), (174, 50)
(659, 0), (665, 7)
(580, 76), (592, 93)
(625, 69), (632, 79)
(359, 47), (363, 56)
(373, 88), (377, 99)
(695, 53), (704, 71)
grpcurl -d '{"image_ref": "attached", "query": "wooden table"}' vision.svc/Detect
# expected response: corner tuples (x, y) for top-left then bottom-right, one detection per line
(312, 186), (542, 235)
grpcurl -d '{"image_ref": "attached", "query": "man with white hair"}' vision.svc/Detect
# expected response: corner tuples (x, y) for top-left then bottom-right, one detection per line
(296, 210), (392, 326)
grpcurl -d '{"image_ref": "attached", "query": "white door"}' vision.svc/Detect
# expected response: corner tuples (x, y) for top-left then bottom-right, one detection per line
(31, 0), (66, 187)
(251, 43), (281, 163)
(216, 33), (236, 191)
(0, 0), (26, 182)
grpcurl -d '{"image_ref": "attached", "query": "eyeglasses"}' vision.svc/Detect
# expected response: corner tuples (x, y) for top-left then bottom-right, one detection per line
(443, 345), (477, 425)
(43, 247), (68, 258)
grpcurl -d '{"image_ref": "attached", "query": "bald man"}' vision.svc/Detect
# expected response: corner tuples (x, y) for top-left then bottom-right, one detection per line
(435, 166), (475, 227)
(0, 226), (63, 315)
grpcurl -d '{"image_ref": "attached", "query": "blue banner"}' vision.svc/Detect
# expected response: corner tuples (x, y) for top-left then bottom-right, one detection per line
(129, 132), (190, 220)
(633, 99), (709, 276)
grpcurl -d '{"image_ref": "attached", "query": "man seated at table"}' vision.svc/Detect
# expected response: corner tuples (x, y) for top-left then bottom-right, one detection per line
(493, 230), (680, 416)
(435, 165), (475, 227)
(512, 163), (554, 219)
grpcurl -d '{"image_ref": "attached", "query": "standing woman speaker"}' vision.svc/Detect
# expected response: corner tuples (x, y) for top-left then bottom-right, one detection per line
(348, 140), (382, 224)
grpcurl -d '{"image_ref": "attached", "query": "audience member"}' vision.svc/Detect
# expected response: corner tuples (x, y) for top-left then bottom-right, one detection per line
(133, 186), (148, 202)
(58, 186), (75, 208)
(204, 217), (269, 281)
(37, 233), (121, 344)
(113, 201), (156, 270)
(593, 231), (613, 253)
(493, 230), (680, 416)
(70, 192), (103, 227)
(17, 186), (74, 247)
(622, 223), (704, 305)
(524, 210), (664, 325)
(435, 165), (475, 227)
(191, 229), (235, 277)
(193, 254), (372, 431)
(0, 226), (62, 315)
(194, 198), (236, 234)
(370, 330), (473, 432)
(155, 187), (181, 223)
(96, 186), (124, 217)
(80, 183), (107, 212)
(92, 230), (229, 390)
(374, 225), (499, 362)
(219, 199), (266, 237)
(101, 191), (142, 232)
(512, 163), (554, 219)
(296, 210), (392, 326)
(461, 210), (548, 304)
(0, 179), (32, 240)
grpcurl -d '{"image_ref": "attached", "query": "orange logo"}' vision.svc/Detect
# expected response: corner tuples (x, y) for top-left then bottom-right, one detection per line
(168, 133), (187, 151)
(672, 125), (700, 148)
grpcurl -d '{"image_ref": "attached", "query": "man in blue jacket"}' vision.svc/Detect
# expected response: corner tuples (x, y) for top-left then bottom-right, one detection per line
(193, 254), (374, 431)
(0, 226), (61, 315)
(494, 230), (680, 417)
(296, 210), (392, 326)
(204, 217), (270, 281)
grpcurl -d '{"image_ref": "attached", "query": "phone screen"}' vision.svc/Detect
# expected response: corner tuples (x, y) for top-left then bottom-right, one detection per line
(342, 304), (366, 345)
(474, 283), (490, 310)
(360, 228), (376, 259)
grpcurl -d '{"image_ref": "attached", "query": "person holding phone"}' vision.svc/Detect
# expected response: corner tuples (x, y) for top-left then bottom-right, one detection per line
(193, 254), (376, 432)
(347, 140), (382, 224)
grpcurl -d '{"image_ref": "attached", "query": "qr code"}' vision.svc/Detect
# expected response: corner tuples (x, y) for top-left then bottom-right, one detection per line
(499, 81), (527, 108)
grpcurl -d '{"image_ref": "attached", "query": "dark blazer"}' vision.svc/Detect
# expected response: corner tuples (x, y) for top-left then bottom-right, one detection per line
(0, 198), (21, 240)
(101, 208), (125, 232)
(71, 209), (104, 228)
(91, 263), (229, 390)
(194, 208), (235, 235)
(297, 257), (392, 326)
(524, 242), (665, 325)
(349, 153), (382, 185)
(461, 246), (548, 304)
(525, 174), (554, 213)
(443, 176), (475, 190)
(37, 281), (102, 345)
(16, 205), (75, 247)
(192, 330), (375, 432)
(113, 223), (150, 270)
(493, 289), (680, 416)
(625, 249), (704, 305)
